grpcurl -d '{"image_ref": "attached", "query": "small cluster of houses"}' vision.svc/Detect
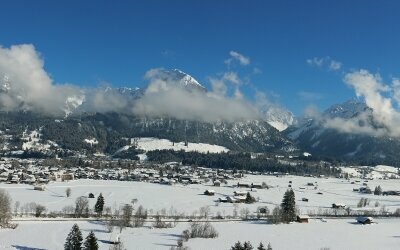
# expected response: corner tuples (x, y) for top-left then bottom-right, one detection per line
(0, 159), (74, 185)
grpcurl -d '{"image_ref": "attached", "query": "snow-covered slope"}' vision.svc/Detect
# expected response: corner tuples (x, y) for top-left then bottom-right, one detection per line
(286, 99), (400, 164)
(135, 137), (229, 153)
(262, 106), (294, 131)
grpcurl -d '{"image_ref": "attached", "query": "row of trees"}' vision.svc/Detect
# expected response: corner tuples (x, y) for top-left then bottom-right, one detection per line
(231, 241), (272, 250)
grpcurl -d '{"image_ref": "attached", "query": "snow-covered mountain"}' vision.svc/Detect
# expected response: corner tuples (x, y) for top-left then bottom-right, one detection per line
(322, 98), (371, 119)
(165, 69), (206, 92)
(262, 105), (294, 131)
(286, 99), (400, 165)
(0, 74), (11, 93)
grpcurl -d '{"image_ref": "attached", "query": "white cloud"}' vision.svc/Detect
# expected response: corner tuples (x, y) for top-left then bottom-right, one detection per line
(306, 57), (324, 67)
(132, 68), (259, 122)
(307, 56), (342, 71)
(329, 60), (342, 71)
(223, 71), (241, 85)
(323, 69), (400, 137)
(225, 51), (250, 66)
(0, 44), (83, 115)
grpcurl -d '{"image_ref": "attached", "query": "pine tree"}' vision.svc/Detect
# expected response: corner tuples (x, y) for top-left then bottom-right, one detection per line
(281, 189), (296, 223)
(231, 241), (244, 250)
(245, 192), (256, 204)
(374, 185), (382, 195)
(94, 193), (104, 217)
(64, 224), (83, 250)
(83, 231), (98, 250)
(257, 242), (266, 250)
(243, 241), (253, 250)
(267, 243), (273, 250)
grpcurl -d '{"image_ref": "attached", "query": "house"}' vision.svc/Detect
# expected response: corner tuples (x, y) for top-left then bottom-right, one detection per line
(251, 183), (263, 189)
(237, 182), (251, 188)
(332, 203), (346, 209)
(297, 215), (309, 223)
(233, 191), (247, 196)
(34, 185), (46, 191)
(227, 196), (246, 203)
(204, 190), (215, 196)
(356, 216), (373, 224)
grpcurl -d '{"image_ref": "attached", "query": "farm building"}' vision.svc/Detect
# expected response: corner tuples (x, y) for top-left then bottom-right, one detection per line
(204, 190), (215, 196)
(297, 215), (310, 223)
(356, 216), (374, 224)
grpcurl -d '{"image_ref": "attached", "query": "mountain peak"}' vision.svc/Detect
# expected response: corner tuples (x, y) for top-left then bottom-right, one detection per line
(162, 68), (206, 92)
(323, 98), (370, 119)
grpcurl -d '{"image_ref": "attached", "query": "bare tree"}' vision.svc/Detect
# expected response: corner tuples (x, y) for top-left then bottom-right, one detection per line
(35, 204), (47, 217)
(75, 196), (89, 218)
(121, 204), (133, 228)
(0, 189), (12, 226)
(133, 205), (147, 227)
(14, 201), (20, 216)
(66, 188), (71, 198)
(62, 205), (75, 217)
(199, 206), (211, 219)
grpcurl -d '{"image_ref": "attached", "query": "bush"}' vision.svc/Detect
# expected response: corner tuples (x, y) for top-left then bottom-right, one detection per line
(35, 204), (47, 217)
(186, 221), (218, 239)
(153, 213), (174, 228)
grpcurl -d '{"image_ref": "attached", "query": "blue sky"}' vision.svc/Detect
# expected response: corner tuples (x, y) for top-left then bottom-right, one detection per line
(1, 0), (399, 115)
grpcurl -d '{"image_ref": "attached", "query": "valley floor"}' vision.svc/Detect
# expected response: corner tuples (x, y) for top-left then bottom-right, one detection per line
(1, 218), (400, 250)
(1, 174), (400, 249)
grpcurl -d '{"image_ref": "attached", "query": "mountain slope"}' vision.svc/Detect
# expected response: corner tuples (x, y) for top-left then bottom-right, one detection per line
(286, 99), (400, 164)
(0, 111), (296, 157)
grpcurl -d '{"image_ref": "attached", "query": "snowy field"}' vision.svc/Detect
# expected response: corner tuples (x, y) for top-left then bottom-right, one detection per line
(1, 174), (400, 249)
(129, 137), (229, 154)
(1, 219), (400, 249)
(1, 175), (400, 216)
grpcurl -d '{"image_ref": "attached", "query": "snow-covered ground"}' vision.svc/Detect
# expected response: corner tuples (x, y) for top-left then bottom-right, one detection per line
(1, 219), (400, 250)
(341, 165), (400, 179)
(136, 137), (229, 153)
(2, 175), (400, 216)
(2, 174), (400, 249)
(115, 137), (229, 156)
(21, 129), (54, 151)
(84, 138), (99, 146)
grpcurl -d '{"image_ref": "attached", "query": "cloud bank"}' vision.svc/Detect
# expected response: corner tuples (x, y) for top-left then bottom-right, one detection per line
(0, 44), (264, 123)
(324, 70), (400, 137)
(132, 68), (259, 122)
(0, 44), (84, 115)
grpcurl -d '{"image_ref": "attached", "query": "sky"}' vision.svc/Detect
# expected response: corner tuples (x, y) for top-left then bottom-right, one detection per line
(0, 0), (400, 116)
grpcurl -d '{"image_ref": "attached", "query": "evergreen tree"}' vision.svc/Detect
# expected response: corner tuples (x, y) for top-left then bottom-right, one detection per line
(374, 185), (382, 195)
(245, 192), (256, 204)
(267, 243), (273, 250)
(64, 224), (83, 250)
(257, 242), (266, 250)
(94, 193), (104, 217)
(243, 241), (253, 250)
(231, 241), (244, 250)
(83, 231), (98, 250)
(281, 189), (296, 223)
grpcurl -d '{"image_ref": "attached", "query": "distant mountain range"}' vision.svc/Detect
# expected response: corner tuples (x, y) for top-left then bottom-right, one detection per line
(286, 99), (400, 165)
(1, 69), (400, 164)
(0, 69), (296, 156)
